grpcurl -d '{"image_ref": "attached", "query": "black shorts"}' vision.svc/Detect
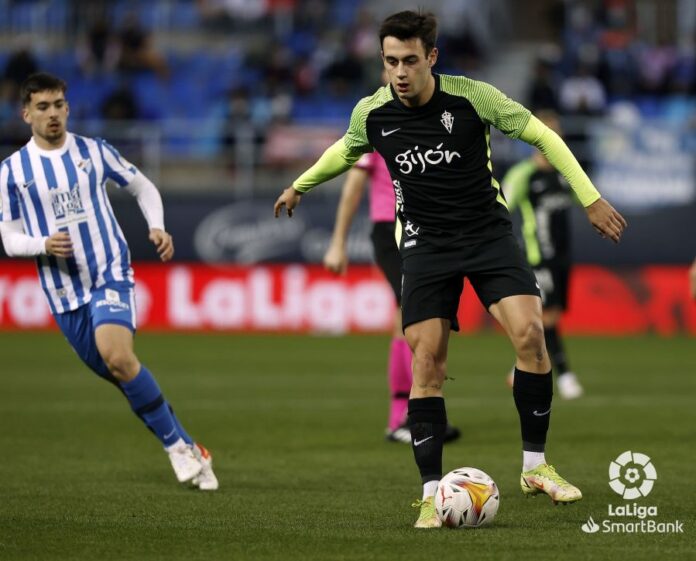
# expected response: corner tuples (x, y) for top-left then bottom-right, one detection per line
(401, 234), (541, 331)
(533, 262), (570, 310)
(370, 221), (401, 304)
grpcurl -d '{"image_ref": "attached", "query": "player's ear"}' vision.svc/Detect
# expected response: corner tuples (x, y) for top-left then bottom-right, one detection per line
(21, 104), (31, 125)
(428, 47), (439, 68)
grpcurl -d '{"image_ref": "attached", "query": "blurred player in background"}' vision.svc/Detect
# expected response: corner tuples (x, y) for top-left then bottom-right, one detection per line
(503, 110), (583, 399)
(0, 73), (218, 490)
(690, 258), (696, 300)
(323, 150), (461, 444)
(275, 11), (626, 528)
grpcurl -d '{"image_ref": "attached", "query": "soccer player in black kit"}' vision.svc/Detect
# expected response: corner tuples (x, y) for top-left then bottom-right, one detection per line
(503, 110), (585, 400)
(274, 11), (627, 528)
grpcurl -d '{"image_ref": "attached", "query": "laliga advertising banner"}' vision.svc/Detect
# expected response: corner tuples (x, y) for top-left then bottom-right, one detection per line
(0, 261), (695, 333)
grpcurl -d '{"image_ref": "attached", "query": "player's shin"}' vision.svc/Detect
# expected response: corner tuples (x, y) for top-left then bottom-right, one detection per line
(512, 368), (552, 470)
(119, 365), (180, 447)
(407, 397), (447, 497)
(388, 338), (412, 430)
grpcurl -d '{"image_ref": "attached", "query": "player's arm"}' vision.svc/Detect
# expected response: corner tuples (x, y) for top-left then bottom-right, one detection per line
(124, 173), (173, 262)
(689, 258), (696, 301)
(518, 115), (627, 243)
(0, 162), (70, 258)
(275, 97), (372, 218)
(0, 220), (73, 257)
(274, 138), (365, 218)
(464, 77), (627, 243)
(99, 139), (174, 262)
(324, 165), (370, 275)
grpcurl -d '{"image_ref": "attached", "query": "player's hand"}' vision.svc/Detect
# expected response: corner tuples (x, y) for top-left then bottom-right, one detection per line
(45, 232), (73, 258)
(585, 198), (627, 243)
(689, 259), (696, 301)
(149, 228), (174, 262)
(274, 187), (302, 218)
(323, 242), (348, 275)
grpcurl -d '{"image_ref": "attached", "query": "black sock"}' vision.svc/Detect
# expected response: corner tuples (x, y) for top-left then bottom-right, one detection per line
(513, 368), (552, 452)
(545, 326), (569, 374)
(407, 397), (447, 483)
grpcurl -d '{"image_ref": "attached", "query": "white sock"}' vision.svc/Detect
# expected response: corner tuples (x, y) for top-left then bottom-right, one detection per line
(523, 451), (546, 472)
(164, 437), (186, 452)
(423, 480), (439, 499)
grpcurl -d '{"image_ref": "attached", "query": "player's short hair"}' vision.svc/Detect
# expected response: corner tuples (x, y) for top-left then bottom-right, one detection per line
(20, 73), (67, 106)
(379, 10), (438, 55)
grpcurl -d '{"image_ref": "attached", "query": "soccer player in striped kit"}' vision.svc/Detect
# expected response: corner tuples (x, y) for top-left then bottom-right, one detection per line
(0, 73), (218, 490)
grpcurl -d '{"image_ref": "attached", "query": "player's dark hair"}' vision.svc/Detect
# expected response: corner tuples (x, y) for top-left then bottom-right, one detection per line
(20, 72), (67, 106)
(379, 10), (438, 55)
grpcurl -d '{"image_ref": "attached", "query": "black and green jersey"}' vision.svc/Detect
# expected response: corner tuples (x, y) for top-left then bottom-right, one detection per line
(503, 159), (574, 266)
(342, 74), (531, 250)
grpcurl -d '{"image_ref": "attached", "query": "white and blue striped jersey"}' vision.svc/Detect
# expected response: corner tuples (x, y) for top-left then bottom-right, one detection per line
(0, 133), (138, 314)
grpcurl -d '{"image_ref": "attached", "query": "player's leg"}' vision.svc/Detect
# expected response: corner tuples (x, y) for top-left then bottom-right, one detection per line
(471, 236), (580, 503)
(91, 284), (216, 488)
(93, 323), (202, 483)
(489, 295), (581, 503)
(371, 222), (412, 440)
(401, 252), (462, 528)
(537, 265), (583, 399)
(405, 318), (450, 528)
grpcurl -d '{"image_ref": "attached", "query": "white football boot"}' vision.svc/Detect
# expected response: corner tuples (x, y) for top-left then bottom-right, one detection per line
(191, 443), (219, 491)
(166, 438), (203, 483)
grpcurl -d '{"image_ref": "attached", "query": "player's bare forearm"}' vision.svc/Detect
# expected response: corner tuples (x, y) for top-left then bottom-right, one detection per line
(149, 228), (174, 262)
(330, 168), (368, 245)
(584, 198), (627, 243)
(689, 258), (696, 301)
(274, 186), (303, 218)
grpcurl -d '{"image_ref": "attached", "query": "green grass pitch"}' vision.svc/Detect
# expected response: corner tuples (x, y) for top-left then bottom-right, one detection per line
(0, 332), (693, 561)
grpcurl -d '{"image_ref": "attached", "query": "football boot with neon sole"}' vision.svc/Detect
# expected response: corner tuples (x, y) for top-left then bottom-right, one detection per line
(520, 464), (582, 504)
(412, 496), (442, 528)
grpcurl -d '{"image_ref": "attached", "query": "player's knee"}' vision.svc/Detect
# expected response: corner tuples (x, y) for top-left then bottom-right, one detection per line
(513, 320), (545, 357)
(100, 347), (139, 380)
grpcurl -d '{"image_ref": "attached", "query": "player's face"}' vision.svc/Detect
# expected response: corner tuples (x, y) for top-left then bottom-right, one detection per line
(22, 90), (69, 147)
(382, 36), (438, 107)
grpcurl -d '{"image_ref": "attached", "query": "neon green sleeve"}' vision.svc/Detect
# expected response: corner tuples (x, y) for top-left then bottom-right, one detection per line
(292, 91), (391, 193)
(292, 139), (364, 193)
(518, 115), (601, 207)
(502, 160), (536, 212)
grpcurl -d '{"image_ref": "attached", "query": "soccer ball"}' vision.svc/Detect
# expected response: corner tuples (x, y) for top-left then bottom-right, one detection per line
(435, 467), (500, 528)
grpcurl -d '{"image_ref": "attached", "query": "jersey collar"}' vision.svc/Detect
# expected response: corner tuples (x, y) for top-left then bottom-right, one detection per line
(28, 132), (74, 157)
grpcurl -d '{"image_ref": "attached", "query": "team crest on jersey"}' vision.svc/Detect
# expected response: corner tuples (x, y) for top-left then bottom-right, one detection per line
(77, 159), (93, 175)
(441, 110), (454, 133)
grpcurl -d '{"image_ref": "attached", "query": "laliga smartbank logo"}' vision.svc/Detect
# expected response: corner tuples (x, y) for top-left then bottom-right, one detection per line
(609, 450), (656, 499)
(581, 451), (684, 535)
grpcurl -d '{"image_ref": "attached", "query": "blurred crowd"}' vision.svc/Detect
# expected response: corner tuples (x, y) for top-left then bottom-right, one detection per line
(527, 0), (696, 121)
(0, 0), (694, 162)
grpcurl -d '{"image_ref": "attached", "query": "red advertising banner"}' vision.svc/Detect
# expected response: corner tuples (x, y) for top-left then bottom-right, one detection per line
(0, 261), (694, 334)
